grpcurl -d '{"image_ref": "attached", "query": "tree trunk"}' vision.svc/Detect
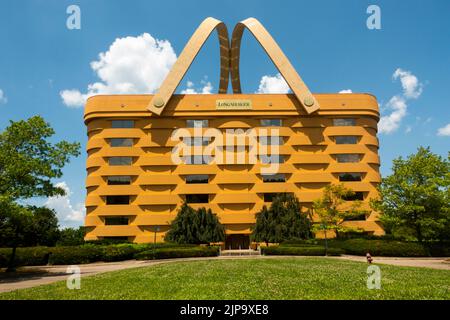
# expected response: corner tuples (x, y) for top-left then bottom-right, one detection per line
(324, 229), (328, 256)
(416, 224), (423, 243)
(6, 245), (17, 273)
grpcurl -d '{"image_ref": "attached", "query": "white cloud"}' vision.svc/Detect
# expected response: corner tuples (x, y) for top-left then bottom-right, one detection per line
(379, 68), (423, 134)
(0, 89), (7, 104)
(379, 95), (407, 134)
(45, 182), (85, 228)
(60, 33), (177, 107)
(256, 73), (290, 94)
(60, 89), (86, 108)
(393, 68), (423, 99)
(181, 79), (213, 94)
(437, 123), (450, 136)
(339, 89), (353, 94)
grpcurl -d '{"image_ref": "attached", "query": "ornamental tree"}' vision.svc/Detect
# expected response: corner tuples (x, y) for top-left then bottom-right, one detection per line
(252, 193), (312, 245)
(166, 203), (225, 244)
(372, 147), (449, 242)
(0, 116), (80, 271)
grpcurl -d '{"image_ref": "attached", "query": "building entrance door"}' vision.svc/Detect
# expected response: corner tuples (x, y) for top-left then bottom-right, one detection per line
(225, 234), (250, 250)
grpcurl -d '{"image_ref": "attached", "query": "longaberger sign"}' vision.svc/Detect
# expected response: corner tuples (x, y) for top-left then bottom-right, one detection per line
(216, 99), (252, 110)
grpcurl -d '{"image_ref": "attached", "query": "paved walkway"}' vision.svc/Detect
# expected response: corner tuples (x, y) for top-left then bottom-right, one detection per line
(335, 255), (450, 270)
(1, 255), (449, 294)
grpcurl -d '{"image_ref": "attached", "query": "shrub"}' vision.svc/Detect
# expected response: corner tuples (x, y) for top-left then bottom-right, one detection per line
(48, 246), (103, 265)
(280, 239), (321, 246)
(134, 246), (220, 260)
(332, 239), (429, 257)
(100, 245), (140, 262)
(262, 246), (343, 256)
(0, 247), (51, 268)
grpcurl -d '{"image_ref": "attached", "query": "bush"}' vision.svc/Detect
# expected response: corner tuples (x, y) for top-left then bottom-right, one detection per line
(134, 246), (220, 260)
(0, 247), (51, 268)
(262, 246), (343, 256)
(280, 239), (321, 246)
(48, 246), (103, 265)
(330, 239), (429, 257)
(100, 244), (141, 262)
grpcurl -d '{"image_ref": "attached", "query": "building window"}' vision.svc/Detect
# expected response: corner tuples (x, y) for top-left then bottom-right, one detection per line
(186, 175), (209, 184)
(105, 216), (129, 225)
(336, 154), (360, 163)
(112, 120), (134, 128)
(260, 155), (285, 164)
(109, 157), (133, 166)
(262, 173), (286, 183)
(343, 212), (367, 221)
(260, 119), (282, 127)
(110, 138), (133, 147)
(263, 193), (278, 202)
(259, 136), (284, 145)
(106, 195), (130, 205)
(185, 194), (209, 203)
(342, 192), (364, 201)
(183, 137), (210, 146)
(333, 118), (356, 126)
(186, 120), (208, 128)
(335, 136), (358, 144)
(102, 236), (129, 241)
(107, 176), (132, 185)
(183, 155), (210, 165)
(338, 173), (362, 182)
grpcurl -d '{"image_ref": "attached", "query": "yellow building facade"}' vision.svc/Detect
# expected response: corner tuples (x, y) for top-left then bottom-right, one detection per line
(84, 18), (384, 246)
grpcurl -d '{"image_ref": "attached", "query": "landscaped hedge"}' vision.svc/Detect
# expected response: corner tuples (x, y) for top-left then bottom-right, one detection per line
(0, 243), (201, 267)
(328, 239), (429, 257)
(0, 247), (51, 268)
(262, 246), (343, 256)
(134, 246), (220, 260)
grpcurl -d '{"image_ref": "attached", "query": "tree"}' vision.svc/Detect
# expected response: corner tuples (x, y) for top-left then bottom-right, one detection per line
(313, 184), (366, 254)
(372, 147), (449, 242)
(57, 226), (86, 246)
(0, 116), (80, 271)
(22, 206), (60, 247)
(166, 203), (225, 244)
(251, 193), (312, 244)
(195, 207), (225, 243)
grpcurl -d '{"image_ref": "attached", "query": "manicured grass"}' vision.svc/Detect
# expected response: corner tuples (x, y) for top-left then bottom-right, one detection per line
(1, 257), (449, 300)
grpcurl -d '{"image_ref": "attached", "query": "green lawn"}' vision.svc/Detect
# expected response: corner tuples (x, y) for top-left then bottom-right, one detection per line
(1, 257), (449, 300)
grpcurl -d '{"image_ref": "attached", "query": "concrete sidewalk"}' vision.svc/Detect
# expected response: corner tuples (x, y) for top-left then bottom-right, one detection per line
(1, 255), (449, 294)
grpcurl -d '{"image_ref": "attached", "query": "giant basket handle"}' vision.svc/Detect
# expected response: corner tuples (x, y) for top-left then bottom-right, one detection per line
(231, 18), (320, 114)
(148, 17), (230, 115)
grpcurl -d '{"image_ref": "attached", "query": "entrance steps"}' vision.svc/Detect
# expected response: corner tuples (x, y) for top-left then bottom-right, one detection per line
(220, 249), (261, 256)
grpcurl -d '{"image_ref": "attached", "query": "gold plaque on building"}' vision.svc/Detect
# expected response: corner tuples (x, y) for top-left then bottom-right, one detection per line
(216, 99), (252, 110)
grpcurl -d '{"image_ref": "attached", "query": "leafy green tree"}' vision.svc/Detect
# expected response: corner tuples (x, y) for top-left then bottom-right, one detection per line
(252, 193), (312, 244)
(57, 226), (86, 246)
(372, 147), (449, 242)
(0, 116), (80, 271)
(313, 184), (366, 254)
(195, 207), (225, 243)
(23, 206), (60, 247)
(166, 203), (225, 244)
(251, 206), (271, 245)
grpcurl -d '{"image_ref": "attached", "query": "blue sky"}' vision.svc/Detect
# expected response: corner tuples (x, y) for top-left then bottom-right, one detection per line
(0, 0), (449, 227)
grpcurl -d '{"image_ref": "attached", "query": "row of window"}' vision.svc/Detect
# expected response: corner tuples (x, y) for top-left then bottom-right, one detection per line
(103, 209), (368, 226)
(105, 172), (362, 186)
(110, 118), (358, 129)
(107, 153), (362, 166)
(107, 135), (358, 148)
(106, 173), (361, 186)
(104, 190), (365, 206)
